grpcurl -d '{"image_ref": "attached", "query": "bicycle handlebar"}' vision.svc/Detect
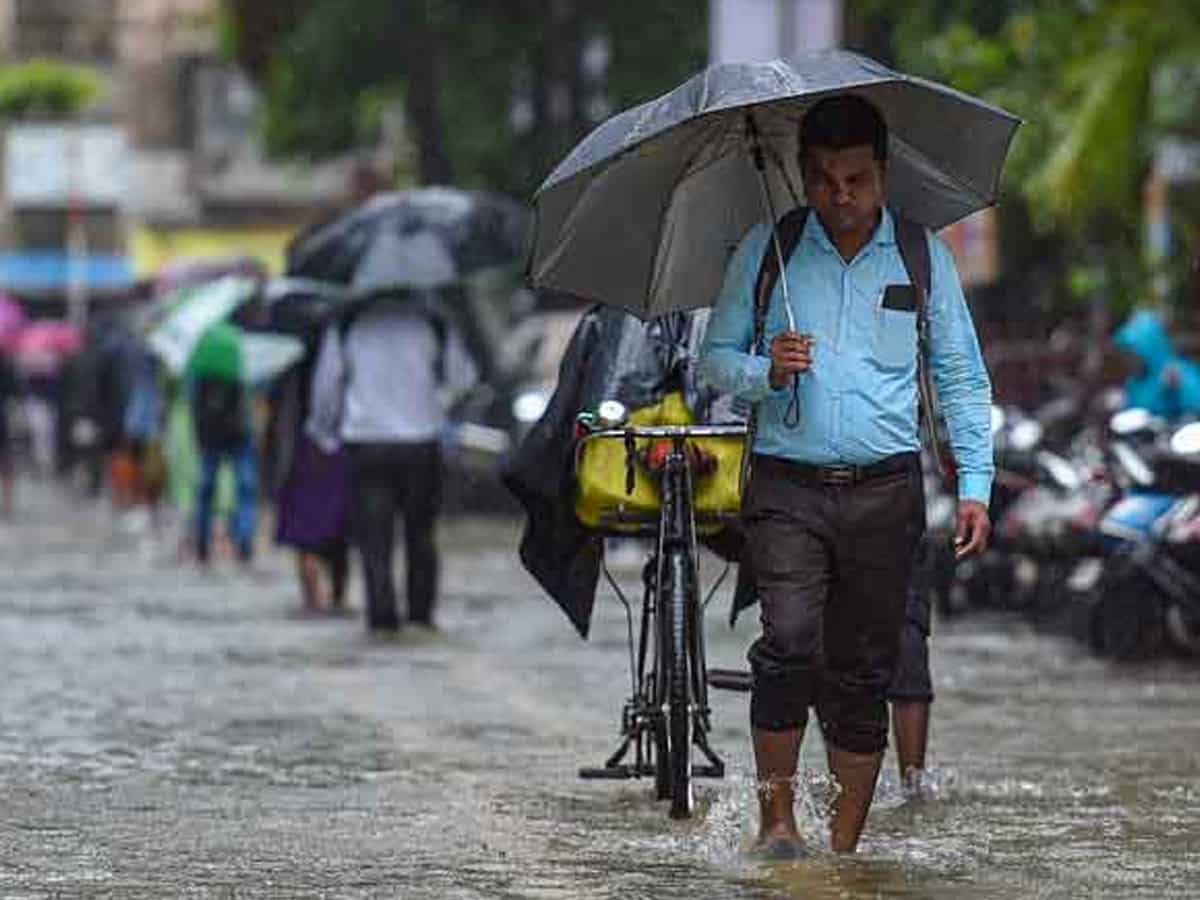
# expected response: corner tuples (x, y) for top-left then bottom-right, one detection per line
(581, 424), (749, 440)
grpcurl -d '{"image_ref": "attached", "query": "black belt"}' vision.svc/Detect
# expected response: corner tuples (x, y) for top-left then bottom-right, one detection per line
(753, 452), (917, 488)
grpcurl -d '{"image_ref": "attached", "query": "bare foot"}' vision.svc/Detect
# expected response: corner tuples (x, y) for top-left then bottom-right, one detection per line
(749, 828), (806, 861)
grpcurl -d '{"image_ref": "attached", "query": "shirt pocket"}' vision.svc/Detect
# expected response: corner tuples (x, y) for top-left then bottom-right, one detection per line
(873, 305), (918, 370)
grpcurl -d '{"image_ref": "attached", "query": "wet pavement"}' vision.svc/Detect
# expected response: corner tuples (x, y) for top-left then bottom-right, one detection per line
(2, 482), (1199, 899)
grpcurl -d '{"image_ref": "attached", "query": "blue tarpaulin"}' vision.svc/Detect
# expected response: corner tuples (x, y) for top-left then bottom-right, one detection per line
(0, 252), (133, 292)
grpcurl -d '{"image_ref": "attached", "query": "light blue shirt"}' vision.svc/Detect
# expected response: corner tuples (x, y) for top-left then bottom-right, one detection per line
(699, 208), (994, 503)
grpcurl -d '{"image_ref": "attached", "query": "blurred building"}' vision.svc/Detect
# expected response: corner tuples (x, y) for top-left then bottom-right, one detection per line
(710, 0), (841, 63)
(0, 0), (384, 316)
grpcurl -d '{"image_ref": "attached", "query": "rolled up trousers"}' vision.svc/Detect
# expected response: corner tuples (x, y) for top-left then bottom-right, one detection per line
(743, 453), (926, 754)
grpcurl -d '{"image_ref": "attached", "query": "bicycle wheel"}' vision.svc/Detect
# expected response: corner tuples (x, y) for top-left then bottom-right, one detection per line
(653, 708), (670, 801)
(663, 545), (694, 819)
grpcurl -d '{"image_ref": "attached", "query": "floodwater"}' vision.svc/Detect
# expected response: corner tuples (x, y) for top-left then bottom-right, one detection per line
(2, 483), (1199, 899)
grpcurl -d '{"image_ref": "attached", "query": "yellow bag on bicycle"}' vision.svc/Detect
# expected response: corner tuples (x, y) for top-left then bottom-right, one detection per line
(574, 392), (744, 533)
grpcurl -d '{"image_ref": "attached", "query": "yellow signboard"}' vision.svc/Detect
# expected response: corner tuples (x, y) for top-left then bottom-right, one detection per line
(130, 225), (298, 278)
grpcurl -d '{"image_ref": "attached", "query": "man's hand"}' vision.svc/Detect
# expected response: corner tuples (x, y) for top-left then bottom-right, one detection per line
(769, 331), (813, 389)
(955, 500), (991, 559)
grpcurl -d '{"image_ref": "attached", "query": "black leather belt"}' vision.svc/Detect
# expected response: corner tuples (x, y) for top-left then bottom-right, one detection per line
(754, 452), (917, 488)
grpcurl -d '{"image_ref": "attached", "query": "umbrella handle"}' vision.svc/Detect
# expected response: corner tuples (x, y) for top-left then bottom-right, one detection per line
(745, 114), (801, 429)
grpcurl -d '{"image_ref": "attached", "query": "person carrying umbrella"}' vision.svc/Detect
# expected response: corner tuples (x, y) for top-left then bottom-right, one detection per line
(529, 49), (1016, 852)
(699, 94), (993, 855)
(294, 187), (521, 635)
(306, 292), (478, 633)
(189, 322), (258, 565)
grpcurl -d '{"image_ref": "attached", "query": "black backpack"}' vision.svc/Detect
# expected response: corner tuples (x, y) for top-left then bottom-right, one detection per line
(750, 206), (947, 476)
(192, 376), (247, 450)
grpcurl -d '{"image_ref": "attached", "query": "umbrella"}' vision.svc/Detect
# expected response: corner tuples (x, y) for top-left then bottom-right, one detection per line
(156, 255), (266, 297)
(12, 320), (83, 377)
(286, 186), (530, 294)
(529, 49), (1020, 319)
(146, 276), (260, 375)
(259, 277), (351, 335)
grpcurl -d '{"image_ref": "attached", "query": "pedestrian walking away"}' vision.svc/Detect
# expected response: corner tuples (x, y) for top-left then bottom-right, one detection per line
(307, 294), (478, 633)
(269, 348), (352, 618)
(190, 325), (258, 565)
(699, 94), (995, 855)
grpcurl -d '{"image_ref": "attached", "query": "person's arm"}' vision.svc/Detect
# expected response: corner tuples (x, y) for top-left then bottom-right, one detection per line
(304, 324), (345, 453)
(927, 233), (994, 555)
(698, 224), (783, 402)
(927, 234), (994, 502)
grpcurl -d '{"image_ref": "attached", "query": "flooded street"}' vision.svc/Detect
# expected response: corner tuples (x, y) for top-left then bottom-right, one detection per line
(3, 483), (1199, 899)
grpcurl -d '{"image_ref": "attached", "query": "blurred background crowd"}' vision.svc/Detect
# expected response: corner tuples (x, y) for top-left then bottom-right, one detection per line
(0, 0), (1198, 631)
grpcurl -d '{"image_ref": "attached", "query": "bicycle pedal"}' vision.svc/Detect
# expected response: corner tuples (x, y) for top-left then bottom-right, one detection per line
(579, 765), (635, 780)
(707, 668), (753, 692)
(694, 764), (725, 779)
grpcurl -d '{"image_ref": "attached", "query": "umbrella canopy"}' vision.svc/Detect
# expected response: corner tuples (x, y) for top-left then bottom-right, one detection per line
(260, 277), (351, 335)
(286, 186), (529, 294)
(11, 320), (83, 377)
(530, 50), (1020, 319)
(238, 332), (305, 384)
(146, 276), (260, 375)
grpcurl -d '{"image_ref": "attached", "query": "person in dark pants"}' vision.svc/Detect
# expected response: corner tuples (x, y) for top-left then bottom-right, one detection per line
(349, 441), (440, 629)
(307, 295), (477, 633)
(700, 94), (993, 855)
(887, 534), (940, 790)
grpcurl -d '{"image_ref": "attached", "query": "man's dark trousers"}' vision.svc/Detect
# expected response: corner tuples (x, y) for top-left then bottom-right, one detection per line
(743, 453), (926, 754)
(348, 441), (441, 630)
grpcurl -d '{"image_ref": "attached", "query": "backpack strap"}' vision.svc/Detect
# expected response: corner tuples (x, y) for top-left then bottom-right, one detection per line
(751, 206), (810, 356)
(740, 207), (809, 494)
(893, 211), (952, 483)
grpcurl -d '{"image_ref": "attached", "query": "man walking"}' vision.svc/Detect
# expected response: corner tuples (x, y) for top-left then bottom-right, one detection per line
(700, 94), (993, 854)
(308, 294), (477, 633)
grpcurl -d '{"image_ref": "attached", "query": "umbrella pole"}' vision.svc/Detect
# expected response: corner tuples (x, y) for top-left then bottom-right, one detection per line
(745, 114), (796, 333)
(744, 114), (801, 428)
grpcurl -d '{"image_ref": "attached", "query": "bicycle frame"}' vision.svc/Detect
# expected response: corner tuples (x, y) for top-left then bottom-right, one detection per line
(579, 424), (744, 816)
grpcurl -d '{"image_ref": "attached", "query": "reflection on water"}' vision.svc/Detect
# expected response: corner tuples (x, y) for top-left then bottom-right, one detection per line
(2, 485), (1199, 898)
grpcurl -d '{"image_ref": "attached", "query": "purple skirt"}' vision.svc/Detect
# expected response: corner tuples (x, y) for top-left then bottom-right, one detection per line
(275, 436), (350, 549)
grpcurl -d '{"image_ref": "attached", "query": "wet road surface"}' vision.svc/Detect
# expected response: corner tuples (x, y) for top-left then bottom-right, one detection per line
(2, 483), (1199, 898)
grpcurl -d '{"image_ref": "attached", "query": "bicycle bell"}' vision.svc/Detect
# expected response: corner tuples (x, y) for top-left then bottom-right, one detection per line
(596, 400), (628, 428)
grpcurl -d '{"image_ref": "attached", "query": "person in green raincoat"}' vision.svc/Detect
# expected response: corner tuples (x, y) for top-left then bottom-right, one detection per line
(188, 322), (258, 563)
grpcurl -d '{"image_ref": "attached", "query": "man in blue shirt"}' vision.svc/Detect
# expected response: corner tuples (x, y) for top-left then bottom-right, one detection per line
(700, 94), (993, 855)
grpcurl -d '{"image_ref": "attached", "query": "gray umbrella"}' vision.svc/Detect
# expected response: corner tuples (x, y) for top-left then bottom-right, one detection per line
(529, 50), (1020, 319)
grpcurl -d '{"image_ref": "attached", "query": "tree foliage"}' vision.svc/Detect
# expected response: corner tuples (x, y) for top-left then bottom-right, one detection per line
(220, 0), (706, 197)
(855, 0), (1200, 315)
(0, 59), (103, 120)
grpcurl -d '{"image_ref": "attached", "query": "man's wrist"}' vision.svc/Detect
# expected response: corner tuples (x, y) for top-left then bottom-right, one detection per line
(956, 473), (992, 506)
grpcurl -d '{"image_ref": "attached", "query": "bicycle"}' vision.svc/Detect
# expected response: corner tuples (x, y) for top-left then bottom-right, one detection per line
(574, 420), (747, 819)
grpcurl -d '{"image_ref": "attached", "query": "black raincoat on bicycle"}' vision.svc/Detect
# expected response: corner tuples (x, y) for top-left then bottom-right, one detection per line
(502, 304), (753, 638)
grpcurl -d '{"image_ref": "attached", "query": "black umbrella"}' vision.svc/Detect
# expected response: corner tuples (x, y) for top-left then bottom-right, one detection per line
(529, 50), (1020, 319)
(287, 187), (530, 294)
(259, 277), (351, 336)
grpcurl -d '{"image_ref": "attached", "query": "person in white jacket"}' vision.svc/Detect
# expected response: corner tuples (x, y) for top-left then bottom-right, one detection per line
(308, 293), (478, 632)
